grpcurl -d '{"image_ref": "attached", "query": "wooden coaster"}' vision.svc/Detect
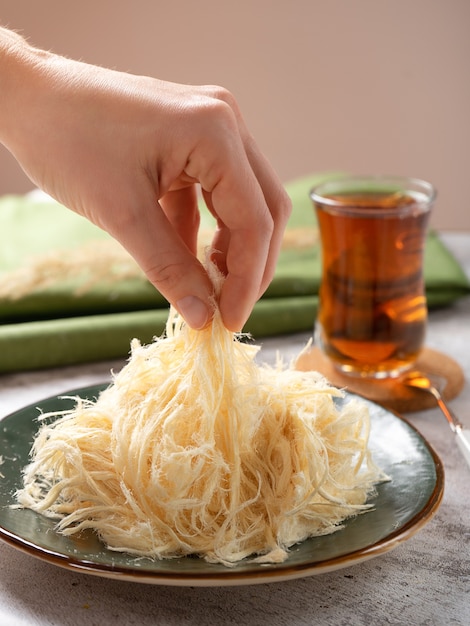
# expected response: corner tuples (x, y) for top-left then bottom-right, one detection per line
(294, 346), (465, 413)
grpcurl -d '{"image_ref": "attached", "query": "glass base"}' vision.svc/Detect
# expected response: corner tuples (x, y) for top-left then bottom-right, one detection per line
(313, 327), (421, 380)
(332, 361), (414, 380)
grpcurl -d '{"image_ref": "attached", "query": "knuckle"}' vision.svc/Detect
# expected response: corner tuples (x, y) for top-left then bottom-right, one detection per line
(144, 260), (189, 293)
(279, 187), (293, 223)
(202, 84), (237, 108)
(190, 86), (240, 131)
(260, 206), (275, 236)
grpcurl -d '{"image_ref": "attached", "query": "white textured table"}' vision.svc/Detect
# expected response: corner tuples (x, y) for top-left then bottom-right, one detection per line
(0, 233), (469, 626)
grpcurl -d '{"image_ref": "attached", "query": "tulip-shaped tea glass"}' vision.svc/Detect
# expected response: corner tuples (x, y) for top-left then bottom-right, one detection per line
(311, 176), (436, 378)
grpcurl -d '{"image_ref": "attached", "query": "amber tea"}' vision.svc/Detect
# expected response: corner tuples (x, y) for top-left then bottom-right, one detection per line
(311, 177), (435, 378)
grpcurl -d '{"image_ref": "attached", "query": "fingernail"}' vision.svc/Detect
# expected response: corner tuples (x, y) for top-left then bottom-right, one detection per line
(176, 296), (210, 329)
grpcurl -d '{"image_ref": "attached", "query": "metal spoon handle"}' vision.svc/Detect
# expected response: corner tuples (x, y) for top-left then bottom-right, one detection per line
(401, 371), (470, 469)
(456, 427), (470, 468)
(434, 394), (464, 432)
(433, 392), (470, 468)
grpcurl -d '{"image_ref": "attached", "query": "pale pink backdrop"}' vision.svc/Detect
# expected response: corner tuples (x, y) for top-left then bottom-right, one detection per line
(1, 0), (469, 229)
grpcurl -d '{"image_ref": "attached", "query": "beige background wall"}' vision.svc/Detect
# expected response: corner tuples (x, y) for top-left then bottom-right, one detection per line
(1, 0), (469, 229)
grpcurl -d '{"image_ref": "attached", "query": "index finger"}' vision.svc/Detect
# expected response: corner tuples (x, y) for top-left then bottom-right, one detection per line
(183, 96), (291, 331)
(203, 162), (288, 331)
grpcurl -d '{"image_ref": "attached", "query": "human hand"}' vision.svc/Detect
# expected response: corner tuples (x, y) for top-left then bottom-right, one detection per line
(0, 30), (291, 331)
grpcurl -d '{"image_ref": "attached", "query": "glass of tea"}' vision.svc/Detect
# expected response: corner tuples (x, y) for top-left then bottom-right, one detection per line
(310, 175), (436, 378)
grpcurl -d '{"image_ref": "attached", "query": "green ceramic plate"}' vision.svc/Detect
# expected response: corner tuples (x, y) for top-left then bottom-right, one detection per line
(0, 385), (443, 586)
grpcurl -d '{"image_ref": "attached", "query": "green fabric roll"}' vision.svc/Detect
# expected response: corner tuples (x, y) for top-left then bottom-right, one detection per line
(1, 173), (469, 373)
(0, 296), (319, 373)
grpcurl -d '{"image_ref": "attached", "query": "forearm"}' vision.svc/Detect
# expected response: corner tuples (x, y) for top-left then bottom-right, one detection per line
(0, 25), (28, 56)
(0, 27), (53, 154)
(0, 28), (21, 142)
(0, 26), (79, 197)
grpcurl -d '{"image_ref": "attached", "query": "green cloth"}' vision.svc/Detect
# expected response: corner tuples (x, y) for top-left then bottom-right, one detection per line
(1, 174), (469, 373)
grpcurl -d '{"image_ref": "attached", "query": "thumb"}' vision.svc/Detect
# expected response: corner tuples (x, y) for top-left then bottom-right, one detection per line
(105, 202), (214, 329)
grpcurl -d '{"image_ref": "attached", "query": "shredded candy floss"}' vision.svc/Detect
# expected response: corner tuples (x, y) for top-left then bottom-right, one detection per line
(17, 286), (385, 567)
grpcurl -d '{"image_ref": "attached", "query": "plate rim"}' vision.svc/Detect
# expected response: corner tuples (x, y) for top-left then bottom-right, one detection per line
(0, 383), (444, 587)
